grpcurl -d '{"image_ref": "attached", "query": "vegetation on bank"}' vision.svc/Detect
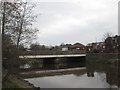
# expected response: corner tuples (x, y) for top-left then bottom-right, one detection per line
(2, 69), (36, 89)
(21, 50), (86, 55)
(2, 80), (18, 88)
(86, 53), (119, 64)
(2, 69), (18, 88)
(2, 76), (36, 89)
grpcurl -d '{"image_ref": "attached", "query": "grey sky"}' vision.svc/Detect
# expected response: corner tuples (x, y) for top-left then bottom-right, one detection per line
(31, 0), (118, 46)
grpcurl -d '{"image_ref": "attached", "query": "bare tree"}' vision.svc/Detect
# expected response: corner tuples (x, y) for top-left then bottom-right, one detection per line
(15, 2), (39, 49)
(1, 1), (22, 44)
(102, 32), (113, 41)
(1, 1), (39, 82)
(1, 1), (38, 49)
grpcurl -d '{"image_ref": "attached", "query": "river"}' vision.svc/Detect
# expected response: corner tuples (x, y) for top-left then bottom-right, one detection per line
(19, 57), (119, 88)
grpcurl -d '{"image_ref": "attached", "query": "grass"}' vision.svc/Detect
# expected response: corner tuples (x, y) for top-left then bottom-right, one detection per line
(2, 69), (17, 88)
(2, 80), (18, 88)
(2, 76), (35, 89)
(2, 70), (19, 88)
(2, 69), (35, 89)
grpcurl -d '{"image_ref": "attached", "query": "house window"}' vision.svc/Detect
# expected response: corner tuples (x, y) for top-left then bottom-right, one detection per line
(103, 46), (105, 49)
(89, 48), (91, 51)
(113, 46), (115, 48)
(97, 43), (99, 45)
(62, 48), (68, 51)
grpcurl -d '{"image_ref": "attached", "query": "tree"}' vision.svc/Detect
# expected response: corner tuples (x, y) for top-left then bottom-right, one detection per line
(15, 2), (38, 49)
(102, 32), (114, 53)
(1, 1), (39, 82)
(30, 43), (41, 50)
(1, 1), (38, 49)
(1, 1), (22, 44)
(2, 34), (19, 82)
(1, 1), (22, 71)
(102, 32), (113, 41)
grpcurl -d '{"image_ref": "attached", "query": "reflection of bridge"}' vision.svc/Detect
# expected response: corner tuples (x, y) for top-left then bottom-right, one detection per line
(19, 54), (86, 59)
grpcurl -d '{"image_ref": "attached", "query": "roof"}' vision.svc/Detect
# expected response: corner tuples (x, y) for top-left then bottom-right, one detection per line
(86, 42), (105, 46)
(72, 43), (85, 48)
(73, 43), (85, 46)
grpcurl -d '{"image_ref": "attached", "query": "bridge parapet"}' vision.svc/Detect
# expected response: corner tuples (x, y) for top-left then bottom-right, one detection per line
(19, 54), (86, 59)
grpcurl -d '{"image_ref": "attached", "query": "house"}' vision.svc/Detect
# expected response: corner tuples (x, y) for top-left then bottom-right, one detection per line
(60, 44), (72, 51)
(86, 42), (105, 53)
(86, 35), (120, 53)
(96, 42), (106, 52)
(105, 35), (120, 53)
(72, 43), (86, 50)
(59, 43), (85, 51)
(86, 43), (95, 52)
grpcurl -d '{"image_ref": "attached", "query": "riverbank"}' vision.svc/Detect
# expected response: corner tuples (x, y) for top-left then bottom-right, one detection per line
(86, 53), (119, 64)
(2, 69), (39, 89)
(3, 76), (35, 88)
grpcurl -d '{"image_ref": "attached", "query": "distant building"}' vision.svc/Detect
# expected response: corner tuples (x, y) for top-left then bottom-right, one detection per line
(72, 43), (86, 50)
(86, 43), (95, 53)
(62, 47), (68, 51)
(59, 43), (85, 51)
(60, 44), (72, 51)
(86, 42), (105, 53)
(105, 35), (120, 53)
(86, 35), (120, 53)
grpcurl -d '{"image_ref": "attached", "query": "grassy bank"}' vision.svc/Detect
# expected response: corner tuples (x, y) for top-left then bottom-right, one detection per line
(2, 69), (36, 89)
(2, 75), (36, 89)
(2, 80), (18, 88)
(2, 72), (18, 88)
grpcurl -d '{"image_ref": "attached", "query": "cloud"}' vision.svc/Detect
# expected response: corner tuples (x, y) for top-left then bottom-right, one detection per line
(32, 0), (118, 45)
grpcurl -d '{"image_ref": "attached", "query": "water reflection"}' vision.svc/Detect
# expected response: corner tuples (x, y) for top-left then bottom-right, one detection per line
(20, 57), (85, 70)
(20, 63), (31, 69)
(86, 63), (119, 88)
(19, 58), (119, 88)
(25, 72), (112, 88)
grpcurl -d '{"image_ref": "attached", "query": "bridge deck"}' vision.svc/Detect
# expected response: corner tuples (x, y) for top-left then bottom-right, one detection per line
(19, 54), (86, 59)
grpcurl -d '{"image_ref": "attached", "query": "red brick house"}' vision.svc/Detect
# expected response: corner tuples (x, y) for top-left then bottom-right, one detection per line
(72, 43), (86, 50)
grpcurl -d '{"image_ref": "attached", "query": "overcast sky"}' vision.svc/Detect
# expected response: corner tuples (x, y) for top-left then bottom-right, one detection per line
(31, 0), (118, 46)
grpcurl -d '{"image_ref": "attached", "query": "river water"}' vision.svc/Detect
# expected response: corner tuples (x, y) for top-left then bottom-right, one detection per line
(19, 58), (119, 88)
